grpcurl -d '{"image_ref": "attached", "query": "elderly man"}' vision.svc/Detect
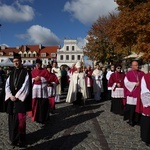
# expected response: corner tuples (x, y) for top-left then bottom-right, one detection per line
(124, 60), (145, 126)
(4, 53), (32, 147)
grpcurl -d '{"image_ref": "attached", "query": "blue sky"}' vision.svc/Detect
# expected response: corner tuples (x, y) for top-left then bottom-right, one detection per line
(0, 0), (117, 48)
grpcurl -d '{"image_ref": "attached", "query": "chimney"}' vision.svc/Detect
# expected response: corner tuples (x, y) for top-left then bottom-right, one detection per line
(1, 45), (6, 50)
(24, 45), (26, 51)
(39, 44), (42, 50)
(16, 46), (20, 49)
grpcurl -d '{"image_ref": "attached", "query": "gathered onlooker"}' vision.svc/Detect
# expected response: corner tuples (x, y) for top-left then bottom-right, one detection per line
(60, 65), (67, 92)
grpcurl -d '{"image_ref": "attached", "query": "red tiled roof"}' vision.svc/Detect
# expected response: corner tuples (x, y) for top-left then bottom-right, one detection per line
(41, 46), (58, 57)
(0, 45), (59, 59)
(0, 47), (19, 56)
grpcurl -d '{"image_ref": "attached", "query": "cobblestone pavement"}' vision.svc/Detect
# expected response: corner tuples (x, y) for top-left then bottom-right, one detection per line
(0, 98), (150, 150)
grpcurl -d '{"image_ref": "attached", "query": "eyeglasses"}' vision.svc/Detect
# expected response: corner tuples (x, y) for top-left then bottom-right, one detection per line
(117, 67), (121, 69)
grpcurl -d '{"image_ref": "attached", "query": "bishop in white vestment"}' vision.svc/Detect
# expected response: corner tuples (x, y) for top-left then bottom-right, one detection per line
(66, 61), (87, 105)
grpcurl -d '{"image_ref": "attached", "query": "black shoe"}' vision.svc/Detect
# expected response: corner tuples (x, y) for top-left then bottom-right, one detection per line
(127, 121), (134, 127)
(50, 110), (55, 114)
(146, 143), (150, 147)
(17, 141), (26, 148)
(10, 142), (18, 146)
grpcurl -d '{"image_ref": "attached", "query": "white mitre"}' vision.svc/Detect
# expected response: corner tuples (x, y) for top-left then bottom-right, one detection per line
(75, 61), (81, 68)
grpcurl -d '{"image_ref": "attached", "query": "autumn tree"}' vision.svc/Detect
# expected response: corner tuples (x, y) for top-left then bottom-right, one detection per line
(112, 0), (150, 62)
(84, 13), (125, 65)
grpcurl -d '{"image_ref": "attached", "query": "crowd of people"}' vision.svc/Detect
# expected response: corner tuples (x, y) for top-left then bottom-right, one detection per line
(0, 53), (150, 148)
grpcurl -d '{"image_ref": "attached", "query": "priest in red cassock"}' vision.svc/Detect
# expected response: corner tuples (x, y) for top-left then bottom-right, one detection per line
(124, 60), (145, 126)
(30, 58), (51, 124)
(140, 73), (150, 147)
(46, 65), (59, 114)
(108, 63), (125, 115)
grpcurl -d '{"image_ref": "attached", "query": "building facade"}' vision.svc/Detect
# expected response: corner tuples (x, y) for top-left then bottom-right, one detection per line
(57, 39), (84, 67)
(0, 44), (58, 67)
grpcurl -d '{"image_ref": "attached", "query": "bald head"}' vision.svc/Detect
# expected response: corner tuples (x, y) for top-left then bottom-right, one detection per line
(131, 61), (139, 70)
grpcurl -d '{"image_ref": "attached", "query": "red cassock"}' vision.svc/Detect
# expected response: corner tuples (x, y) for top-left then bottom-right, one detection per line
(108, 72), (125, 89)
(29, 68), (51, 123)
(124, 70), (145, 113)
(47, 72), (59, 110)
(85, 70), (93, 87)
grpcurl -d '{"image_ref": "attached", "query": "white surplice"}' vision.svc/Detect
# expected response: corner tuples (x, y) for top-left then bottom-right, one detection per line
(141, 77), (150, 107)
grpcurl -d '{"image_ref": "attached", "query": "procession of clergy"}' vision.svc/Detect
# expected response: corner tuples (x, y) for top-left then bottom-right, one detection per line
(0, 53), (150, 148)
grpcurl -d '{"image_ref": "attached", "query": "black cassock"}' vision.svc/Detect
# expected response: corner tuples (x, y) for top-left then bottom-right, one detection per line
(0, 67), (32, 146)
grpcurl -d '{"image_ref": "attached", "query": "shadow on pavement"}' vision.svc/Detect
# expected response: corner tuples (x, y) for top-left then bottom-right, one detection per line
(26, 100), (104, 147)
(26, 131), (90, 150)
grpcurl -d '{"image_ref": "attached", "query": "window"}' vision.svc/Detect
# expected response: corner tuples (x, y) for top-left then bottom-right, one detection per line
(41, 53), (46, 57)
(51, 53), (56, 58)
(72, 46), (74, 51)
(9, 52), (13, 56)
(66, 55), (69, 60)
(33, 54), (36, 57)
(60, 55), (63, 60)
(66, 46), (69, 51)
(24, 54), (27, 57)
(77, 55), (80, 60)
(72, 55), (75, 60)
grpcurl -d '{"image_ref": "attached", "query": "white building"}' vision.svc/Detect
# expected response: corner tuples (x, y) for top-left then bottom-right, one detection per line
(57, 39), (84, 67)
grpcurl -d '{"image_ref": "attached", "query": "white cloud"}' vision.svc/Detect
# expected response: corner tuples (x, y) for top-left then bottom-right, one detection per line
(0, 1), (35, 22)
(77, 37), (87, 48)
(25, 25), (60, 45)
(64, 0), (118, 25)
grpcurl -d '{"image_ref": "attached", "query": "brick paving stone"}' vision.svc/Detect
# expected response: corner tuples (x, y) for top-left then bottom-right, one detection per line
(0, 98), (150, 150)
